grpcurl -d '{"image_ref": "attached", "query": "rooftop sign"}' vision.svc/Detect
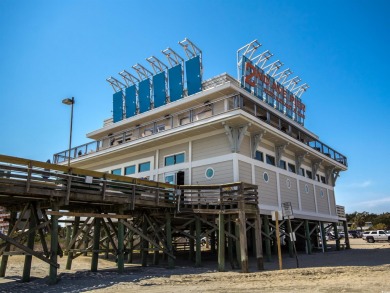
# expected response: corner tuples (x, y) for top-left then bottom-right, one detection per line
(237, 40), (308, 125)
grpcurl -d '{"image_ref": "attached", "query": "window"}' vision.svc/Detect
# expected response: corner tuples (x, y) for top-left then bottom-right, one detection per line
(263, 172), (269, 182)
(279, 160), (286, 170)
(320, 176), (326, 184)
(266, 155), (275, 166)
(288, 163), (296, 173)
(299, 168), (305, 176)
(124, 165), (136, 175)
(306, 170), (312, 179)
(138, 162), (151, 172)
(111, 168), (121, 175)
(205, 168), (215, 179)
(255, 151), (263, 162)
(165, 153), (185, 166)
(304, 184), (309, 194)
(286, 178), (291, 189)
(316, 174), (320, 182)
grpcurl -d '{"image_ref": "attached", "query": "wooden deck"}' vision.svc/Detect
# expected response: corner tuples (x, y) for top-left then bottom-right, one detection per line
(0, 154), (263, 284)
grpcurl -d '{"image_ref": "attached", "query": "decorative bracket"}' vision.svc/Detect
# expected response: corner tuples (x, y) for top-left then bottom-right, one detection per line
(275, 144), (288, 167)
(251, 130), (266, 158)
(223, 123), (250, 153)
(295, 152), (308, 174)
(311, 159), (323, 180)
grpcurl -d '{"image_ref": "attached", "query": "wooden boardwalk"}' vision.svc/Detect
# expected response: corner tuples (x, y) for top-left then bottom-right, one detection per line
(0, 154), (263, 284)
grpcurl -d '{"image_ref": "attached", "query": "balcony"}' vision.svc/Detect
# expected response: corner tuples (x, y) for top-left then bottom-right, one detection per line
(54, 76), (347, 167)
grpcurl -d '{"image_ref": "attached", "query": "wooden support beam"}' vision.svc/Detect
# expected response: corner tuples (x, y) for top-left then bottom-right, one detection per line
(66, 216), (80, 270)
(91, 218), (101, 272)
(48, 203), (59, 285)
(195, 216), (201, 267)
(304, 220), (312, 255)
(189, 222), (195, 261)
(22, 207), (36, 282)
(320, 221), (327, 252)
(31, 203), (49, 258)
(141, 215), (148, 267)
(254, 212), (264, 270)
(46, 211), (131, 219)
(238, 209), (249, 273)
(101, 219), (118, 251)
(263, 215), (272, 262)
(117, 219), (125, 273)
(286, 219), (294, 258)
(228, 216), (235, 269)
(0, 210), (17, 277)
(343, 221), (350, 249)
(333, 222), (340, 251)
(217, 213), (225, 272)
(165, 212), (174, 269)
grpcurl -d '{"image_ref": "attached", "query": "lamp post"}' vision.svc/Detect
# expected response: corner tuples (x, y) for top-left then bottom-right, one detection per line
(62, 97), (75, 167)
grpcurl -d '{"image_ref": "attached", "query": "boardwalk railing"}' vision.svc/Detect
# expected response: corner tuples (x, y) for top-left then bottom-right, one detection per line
(0, 155), (176, 209)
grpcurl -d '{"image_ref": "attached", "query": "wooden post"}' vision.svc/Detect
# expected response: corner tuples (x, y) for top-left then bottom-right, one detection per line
(0, 210), (17, 277)
(66, 216), (80, 270)
(286, 220), (294, 258)
(104, 229), (109, 259)
(238, 210), (249, 273)
(254, 212), (264, 270)
(343, 221), (350, 249)
(48, 203), (59, 285)
(228, 216), (235, 269)
(65, 225), (71, 256)
(165, 212), (174, 268)
(304, 220), (312, 255)
(91, 218), (101, 272)
(189, 222), (195, 261)
(234, 217), (241, 270)
(217, 212), (225, 272)
(127, 231), (133, 263)
(83, 228), (89, 256)
(333, 222), (340, 251)
(210, 228), (216, 254)
(153, 236), (160, 265)
(141, 215), (148, 267)
(275, 211), (282, 270)
(117, 219), (124, 273)
(22, 207), (36, 282)
(320, 221), (327, 252)
(263, 215), (272, 262)
(195, 216), (201, 267)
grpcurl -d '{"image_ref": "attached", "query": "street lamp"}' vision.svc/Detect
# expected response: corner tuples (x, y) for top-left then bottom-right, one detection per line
(62, 97), (75, 167)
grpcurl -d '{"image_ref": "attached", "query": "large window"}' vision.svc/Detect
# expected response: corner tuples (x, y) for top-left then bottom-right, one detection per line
(320, 176), (326, 184)
(306, 170), (313, 179)
(138, 162), (151, 172)
(255, 151), (263, 162)
(279, 160), (286, 170)
(124, 165), (136, 175)
(288, 163), (296, 173)
(299, 168), (305, 176)
(165, 153), (185, 166)
(266, 154), (275, 166)
(111, 168), (121, 175)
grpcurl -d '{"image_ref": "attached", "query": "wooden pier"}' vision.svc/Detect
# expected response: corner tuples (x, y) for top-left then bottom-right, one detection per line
(0, 154), (263, 284)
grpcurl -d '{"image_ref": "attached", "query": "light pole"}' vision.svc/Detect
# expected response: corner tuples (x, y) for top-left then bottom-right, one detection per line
(62, 97), (75, 167)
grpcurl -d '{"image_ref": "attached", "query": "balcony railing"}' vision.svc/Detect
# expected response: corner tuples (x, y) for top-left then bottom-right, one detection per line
(54, 79), (347, 167)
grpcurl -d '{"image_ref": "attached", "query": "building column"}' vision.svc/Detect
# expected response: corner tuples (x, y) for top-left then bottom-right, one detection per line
(263, 215), (272, 262)
(304, 220), (312, 255)
(343, 221), (350, 249)
(218, 213), (225, 272)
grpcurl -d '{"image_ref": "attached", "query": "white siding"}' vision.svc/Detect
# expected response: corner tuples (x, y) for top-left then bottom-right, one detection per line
(192, 161), (233, 185)
(316, 185), (330, 214)
(238, 161), (252, 183)
(93, 151), (155, 171)
(255, 166), (278, 206)
(299, 181), (316, 212)
(192, 133), (231, 161)
(240, 135), (251, 158)
(328, 189), (336, 215)
(279, 174), (299, 210)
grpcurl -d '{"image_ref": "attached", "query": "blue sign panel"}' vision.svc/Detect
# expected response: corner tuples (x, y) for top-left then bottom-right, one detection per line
(125, 85), (137, 118)
(153, 72), (166, 108)
(185, 55), (202, 96)
(113, 91), (123, 123)
(168, 64), (183, 102)
(139, 79), (151, 113)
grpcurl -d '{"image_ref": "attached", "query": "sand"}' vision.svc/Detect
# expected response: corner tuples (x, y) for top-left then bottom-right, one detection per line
(0, 238), (389, 292)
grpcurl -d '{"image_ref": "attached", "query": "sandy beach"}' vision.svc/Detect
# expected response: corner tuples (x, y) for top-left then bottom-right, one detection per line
(0, 238), (389, 292)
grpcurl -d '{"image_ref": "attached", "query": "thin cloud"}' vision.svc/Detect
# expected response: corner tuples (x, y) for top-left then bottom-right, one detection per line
(345, 180), (372, 188)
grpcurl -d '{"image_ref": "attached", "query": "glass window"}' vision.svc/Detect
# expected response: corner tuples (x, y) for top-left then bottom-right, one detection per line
(124, 165), (136, 175)
(138, 162), (150, 172)
(306, 170), (312, 179)
(266, 155), (275, 166)
(316, 174), (320, 182)
(255, 151), (263, 161)
(165, 153), (185, 166)
(205, 168), (215, 179)
(288, 163), (296, 173)
(111, 168), (121, 175)
(299, 168), (305, 176)
(165, 174), (175, 184)
(279, 160), (286, 170)
(263, 172), (269, 182)
(320, 176), (326, 184)
(286, 178), (291, 189)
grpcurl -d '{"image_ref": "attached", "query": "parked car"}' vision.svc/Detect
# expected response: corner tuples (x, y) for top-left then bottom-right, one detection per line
(363, 230), (390, 243)
(348, 230), (360, 238)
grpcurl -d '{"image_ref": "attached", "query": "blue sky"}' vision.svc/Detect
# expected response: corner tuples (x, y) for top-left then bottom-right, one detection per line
(0, 0), (389, 214)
